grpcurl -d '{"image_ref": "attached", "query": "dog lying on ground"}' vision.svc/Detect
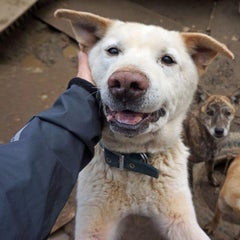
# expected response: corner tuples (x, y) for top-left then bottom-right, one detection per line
(184, 87), (240, 186)
(55, 9), (234, 239)
(204, 154), (240, 239)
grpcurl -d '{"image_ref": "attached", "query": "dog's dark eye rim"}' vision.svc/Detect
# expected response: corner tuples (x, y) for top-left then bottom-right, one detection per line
(161, 55), (176, 65)
(224, 110), (232, 117)
(106, 47), (121, 55)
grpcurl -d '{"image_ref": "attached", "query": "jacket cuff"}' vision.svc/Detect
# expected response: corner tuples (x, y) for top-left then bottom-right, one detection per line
(67, 77), (97, 96)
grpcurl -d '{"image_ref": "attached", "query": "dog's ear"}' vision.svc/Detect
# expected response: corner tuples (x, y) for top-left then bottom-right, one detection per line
(181, 32), (234, 76)
(54, 9), (112, 52)
(195, 85), (209, 104)
(229, 89), (240, 105)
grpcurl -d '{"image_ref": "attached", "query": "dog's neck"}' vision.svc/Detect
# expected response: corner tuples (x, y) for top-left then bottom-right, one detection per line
(101, 117), (183, 155)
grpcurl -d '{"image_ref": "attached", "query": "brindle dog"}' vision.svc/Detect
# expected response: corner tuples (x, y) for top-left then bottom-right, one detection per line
(184, 86), (240, 186)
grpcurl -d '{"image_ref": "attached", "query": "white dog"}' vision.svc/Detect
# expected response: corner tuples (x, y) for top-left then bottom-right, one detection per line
(55, 9), (234, 240)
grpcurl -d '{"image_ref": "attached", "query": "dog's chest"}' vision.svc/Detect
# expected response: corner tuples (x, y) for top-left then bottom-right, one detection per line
(78, 143), (187, 210)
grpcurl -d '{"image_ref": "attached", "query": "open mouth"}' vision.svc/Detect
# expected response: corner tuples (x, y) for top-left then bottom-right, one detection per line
(104, 106), (166, 136)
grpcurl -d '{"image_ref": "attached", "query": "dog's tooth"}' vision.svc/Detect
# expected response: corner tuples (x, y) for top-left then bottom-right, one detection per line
(106, 114), (114, 122)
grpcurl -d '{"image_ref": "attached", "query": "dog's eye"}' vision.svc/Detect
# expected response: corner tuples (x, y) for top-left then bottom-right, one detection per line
(106, 47), (120, 56)
(207, 109), (214, 116)
(224, 110), (232, 117)
(161, 55), (176, 65)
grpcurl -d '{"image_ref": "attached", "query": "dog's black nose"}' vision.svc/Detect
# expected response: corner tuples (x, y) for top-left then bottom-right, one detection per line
(214, 127), (225, 138)
(108, 70), (149, 101)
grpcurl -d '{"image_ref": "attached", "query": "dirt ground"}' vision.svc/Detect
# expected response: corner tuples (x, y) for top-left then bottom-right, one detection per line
(0, 0), (239, 239)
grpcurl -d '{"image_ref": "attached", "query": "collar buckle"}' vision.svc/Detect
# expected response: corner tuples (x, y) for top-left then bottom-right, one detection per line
(115, 152), (125, 170)
(140, 153), (149, 164)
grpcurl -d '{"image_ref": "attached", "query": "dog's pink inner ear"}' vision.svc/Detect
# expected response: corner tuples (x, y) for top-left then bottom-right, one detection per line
(71, 22), (101, 48)
(191, 48), (217, 71)
(181, 32), (234, 75)
(54, 9), (112, 51)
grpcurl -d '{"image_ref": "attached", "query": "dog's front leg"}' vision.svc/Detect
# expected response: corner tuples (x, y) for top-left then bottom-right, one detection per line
(155, 185), (210, 240)
(156, 207), (210, 240)
(166, 220), (210, 240)
(75, 205), (112, 240)
(204, 206), (221, 236)
(205, 160), (219, 186)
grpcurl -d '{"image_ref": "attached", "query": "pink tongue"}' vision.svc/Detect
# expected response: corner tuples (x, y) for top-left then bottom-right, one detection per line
(115, 112), (143, 125)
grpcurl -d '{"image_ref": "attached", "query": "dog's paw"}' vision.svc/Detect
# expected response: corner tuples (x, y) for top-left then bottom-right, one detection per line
(203, 222), (215, 236)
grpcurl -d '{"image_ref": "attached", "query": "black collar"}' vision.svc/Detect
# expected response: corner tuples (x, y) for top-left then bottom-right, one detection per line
(100, 144), (159, 178)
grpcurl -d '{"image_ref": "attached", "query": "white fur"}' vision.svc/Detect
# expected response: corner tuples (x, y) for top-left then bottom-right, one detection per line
(75, 20), (209, 239)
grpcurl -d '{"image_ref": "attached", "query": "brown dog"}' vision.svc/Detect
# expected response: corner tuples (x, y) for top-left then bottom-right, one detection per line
(184, 86), (240, 186)
(204, 154), (240, 239)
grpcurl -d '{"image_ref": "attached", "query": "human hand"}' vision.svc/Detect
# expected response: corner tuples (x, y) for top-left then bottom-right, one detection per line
(77, 51), (95, 85)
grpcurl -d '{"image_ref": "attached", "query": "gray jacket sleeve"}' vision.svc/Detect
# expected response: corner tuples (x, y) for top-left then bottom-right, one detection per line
(0, 78), (102, 239)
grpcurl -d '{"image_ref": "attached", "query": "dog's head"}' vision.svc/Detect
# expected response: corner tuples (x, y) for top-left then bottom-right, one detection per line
(55, 10), (234, 152)
(195, 86), (240, 139)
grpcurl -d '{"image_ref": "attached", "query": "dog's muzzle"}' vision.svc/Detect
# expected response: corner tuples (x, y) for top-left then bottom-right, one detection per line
(103, 69), (167, 137)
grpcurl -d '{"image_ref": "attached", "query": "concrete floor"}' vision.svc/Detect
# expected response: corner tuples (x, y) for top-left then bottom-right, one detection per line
(0, 0), (240, 239)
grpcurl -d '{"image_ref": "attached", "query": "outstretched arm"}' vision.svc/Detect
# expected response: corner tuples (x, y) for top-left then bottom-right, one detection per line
(0, 52), (102, 239)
